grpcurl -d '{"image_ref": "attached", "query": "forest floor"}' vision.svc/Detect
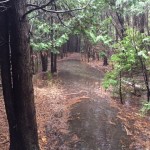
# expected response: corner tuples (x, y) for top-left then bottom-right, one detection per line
(0, 53), (150, 150)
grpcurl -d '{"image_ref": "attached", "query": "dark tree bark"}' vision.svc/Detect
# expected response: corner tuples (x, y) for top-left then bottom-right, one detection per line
(60, 46), (64, 59)
(133, 13), (145, 33)
(119, 71), (123, 104)
(138, 13), (145, 33)
(50, 12), (57, 74)
(53, 54), (57, 72)
(9, 0), (40, 149)
(51, 52), (54, 73)
(145, 9), (150, 35)
(30, 46), (35, 74)
(103, 55), (108, 66)
(40, 51), (48, 72)
(77, 35), (81, 52)
(51, 52), (57, 73)
(96, 52), (99, 61)
(0, 9), (22, 149)
(87, 49), (90, 62)
(116, 11), (125, 39)
(66, 35), (81, 53)
(126, 15), (130, 26)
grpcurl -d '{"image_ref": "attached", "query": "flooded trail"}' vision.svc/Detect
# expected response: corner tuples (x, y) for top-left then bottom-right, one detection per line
(57, 59), (131, 150)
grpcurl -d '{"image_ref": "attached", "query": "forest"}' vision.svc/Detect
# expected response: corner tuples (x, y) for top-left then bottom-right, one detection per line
(0, 0), (150, 150)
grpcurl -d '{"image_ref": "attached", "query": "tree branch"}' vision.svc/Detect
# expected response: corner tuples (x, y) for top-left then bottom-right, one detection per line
(22, 0), (55, 19)
(22, 0), (91, 19)
(53, 2), (72, 29)
(0, 0), (9, 4)
(0, 0), (10, 12)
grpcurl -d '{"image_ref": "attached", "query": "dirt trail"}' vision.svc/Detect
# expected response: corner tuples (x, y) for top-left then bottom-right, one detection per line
(0, 54), (149, 150)
(0, 54), (131, 150)
(46, 58), (131, 150)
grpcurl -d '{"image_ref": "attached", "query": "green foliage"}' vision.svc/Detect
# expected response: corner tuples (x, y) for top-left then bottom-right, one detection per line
(86, 30), (112, 45)
(99, 51), (106, 57)
(29, 16), (70, 53)
(47, 72), (52, 80)
(103, 28), (150, 90)
(143, 37), (150, 44)
(31, 40), (51, 51)
(115, 0), (150, 14)
(140, 102), (150, 115)
(103, 71), (118, 89)
(54, 33), (69, 48)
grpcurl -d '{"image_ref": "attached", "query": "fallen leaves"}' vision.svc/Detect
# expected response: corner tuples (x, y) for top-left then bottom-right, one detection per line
(66, 96), (90, 108)
(0, 92), (9, 150)
(41, 136), (47, 144)
(110, 99), (150, 150)
(123, 125), (132, 136)
(34, 78), (68, 149)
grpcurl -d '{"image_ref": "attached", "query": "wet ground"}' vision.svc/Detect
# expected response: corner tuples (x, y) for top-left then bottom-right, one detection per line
(0, 55), (149, 150)
(54, 59), (131, 150)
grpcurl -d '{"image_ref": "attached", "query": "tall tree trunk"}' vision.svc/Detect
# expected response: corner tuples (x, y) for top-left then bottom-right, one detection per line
(9, 0), (40, 149)
(60, 46), (64, 59)
(119, 71), (123, 104)
(51, 52), (57, 73)
(0, 9), (21, 149)
(40, 51), (48, 72)
(103, 55), (108, 66)
(77, 35), (81, 52)
(138, 13), (145, 33)
(145, 9), (149, 35)
(51, 52), (54, 73)
(53, 54), (57, 73)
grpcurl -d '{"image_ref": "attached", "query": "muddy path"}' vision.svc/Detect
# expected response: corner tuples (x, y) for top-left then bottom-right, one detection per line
(50, 59), (131, 150)
(0, 55), (149, 150)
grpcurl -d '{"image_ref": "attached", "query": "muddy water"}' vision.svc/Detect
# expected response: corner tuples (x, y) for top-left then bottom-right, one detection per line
(58, 60), (131, 150)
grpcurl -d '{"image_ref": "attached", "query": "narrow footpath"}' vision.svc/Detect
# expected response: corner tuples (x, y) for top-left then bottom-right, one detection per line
(0, 54), (149, 150)
(45, 58), (131, 150)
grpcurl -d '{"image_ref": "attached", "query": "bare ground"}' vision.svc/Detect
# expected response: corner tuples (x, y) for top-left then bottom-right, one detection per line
(0, 53), (150, 150)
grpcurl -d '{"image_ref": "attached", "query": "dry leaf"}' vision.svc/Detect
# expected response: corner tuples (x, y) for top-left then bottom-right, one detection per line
(42, 136), (47, 143)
